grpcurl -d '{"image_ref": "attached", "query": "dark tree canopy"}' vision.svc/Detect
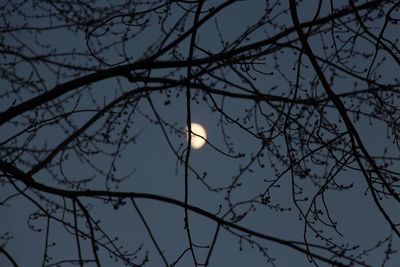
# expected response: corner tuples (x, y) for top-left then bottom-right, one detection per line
(1, 0), (400, 266)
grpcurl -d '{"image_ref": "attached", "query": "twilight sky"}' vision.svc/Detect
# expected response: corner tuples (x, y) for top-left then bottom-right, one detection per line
(1, 1), (400, 266)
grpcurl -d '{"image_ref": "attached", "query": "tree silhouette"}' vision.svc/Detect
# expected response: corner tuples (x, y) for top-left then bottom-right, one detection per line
(1, 0), (400, 266)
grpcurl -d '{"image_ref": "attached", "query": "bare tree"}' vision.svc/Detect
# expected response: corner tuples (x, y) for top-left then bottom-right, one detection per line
(1, 0), (400, 266)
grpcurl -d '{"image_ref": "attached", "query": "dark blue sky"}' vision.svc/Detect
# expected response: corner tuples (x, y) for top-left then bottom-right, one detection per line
(1, 1), (400, 266)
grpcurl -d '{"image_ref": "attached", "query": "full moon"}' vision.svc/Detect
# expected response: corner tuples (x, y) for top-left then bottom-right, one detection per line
(187, 123), (207, 149)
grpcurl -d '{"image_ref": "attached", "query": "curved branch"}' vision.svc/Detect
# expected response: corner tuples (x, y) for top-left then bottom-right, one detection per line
(0, 159), (371, 266)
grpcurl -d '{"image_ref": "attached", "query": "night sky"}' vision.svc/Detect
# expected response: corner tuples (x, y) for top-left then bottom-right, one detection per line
(1, 1), (400, 266)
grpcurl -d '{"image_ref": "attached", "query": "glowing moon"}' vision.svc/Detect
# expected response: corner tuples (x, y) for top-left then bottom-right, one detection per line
(186, 123), (207, 149)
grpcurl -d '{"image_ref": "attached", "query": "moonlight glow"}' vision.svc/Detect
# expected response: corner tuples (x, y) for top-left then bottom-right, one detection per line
(187, 123), (207, 149)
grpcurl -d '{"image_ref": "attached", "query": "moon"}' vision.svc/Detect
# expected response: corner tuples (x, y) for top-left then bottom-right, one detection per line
(187, 123), (207, 149)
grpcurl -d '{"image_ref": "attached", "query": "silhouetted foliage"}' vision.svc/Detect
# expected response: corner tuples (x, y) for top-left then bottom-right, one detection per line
(1, 0), (400, 266)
